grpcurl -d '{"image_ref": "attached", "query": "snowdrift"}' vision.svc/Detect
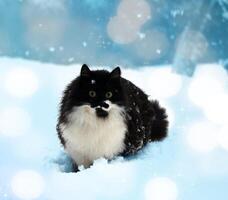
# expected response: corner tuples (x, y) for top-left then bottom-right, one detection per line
(0, 58), (228, 200)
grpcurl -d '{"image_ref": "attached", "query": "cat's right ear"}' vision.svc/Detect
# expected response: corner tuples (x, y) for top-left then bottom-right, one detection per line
(110, 67), (121, 79)
(80, 64), (91, 77)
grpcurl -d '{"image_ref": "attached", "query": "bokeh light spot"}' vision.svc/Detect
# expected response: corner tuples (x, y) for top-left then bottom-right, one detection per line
(145, 177), (178, 200)
(218, 126), (228, 151)
(144, 68), (183, 99)
(11, 170), (45, 200)
(0, 107), (31, 137)
(117, 0), (151, 26)
(186, 121), (218, 153)
(4, 68), (39, 98)
(107, 16), (139, 44)
(107, 0), (151, 44)
(188, 64), (228, 125)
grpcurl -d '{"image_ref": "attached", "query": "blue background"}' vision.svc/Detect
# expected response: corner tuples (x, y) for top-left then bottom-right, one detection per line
(0, 1), (228, 200)
(0, 0), (228, 73)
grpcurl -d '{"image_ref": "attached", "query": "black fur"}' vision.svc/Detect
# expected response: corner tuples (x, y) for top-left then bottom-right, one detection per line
(57, 65), (168, 161)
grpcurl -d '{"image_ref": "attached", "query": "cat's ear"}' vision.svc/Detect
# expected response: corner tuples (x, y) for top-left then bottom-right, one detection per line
(80, 64), (91, 77)
(110, 67), (121, 79)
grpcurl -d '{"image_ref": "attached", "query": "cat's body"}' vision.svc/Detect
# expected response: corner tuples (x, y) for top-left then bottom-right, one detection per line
(59, 102), (127, 168)
(57, 65), (168, 170)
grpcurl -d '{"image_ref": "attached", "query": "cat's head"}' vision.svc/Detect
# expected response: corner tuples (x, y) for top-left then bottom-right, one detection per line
(71, 64), (124, 119)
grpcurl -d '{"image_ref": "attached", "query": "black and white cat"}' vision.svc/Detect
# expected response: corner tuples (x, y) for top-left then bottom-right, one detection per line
(57, 64), (168, 170)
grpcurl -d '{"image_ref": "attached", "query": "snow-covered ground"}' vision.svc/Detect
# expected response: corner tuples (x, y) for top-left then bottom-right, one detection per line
(0, 57), (228, 200)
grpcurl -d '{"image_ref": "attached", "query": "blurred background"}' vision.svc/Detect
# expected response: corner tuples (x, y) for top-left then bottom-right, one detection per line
(0, 0), (228, 200)
(0, 0), (228, 74)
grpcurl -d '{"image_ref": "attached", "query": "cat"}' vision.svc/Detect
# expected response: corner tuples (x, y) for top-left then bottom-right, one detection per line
(57, 64), (168, 171)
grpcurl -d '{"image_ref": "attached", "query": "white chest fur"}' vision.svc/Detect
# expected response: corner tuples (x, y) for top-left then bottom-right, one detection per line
(60, 103), (127, 168)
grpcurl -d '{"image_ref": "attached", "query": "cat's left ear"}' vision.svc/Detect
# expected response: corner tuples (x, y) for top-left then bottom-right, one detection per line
(110, 67), (121, 79)
(80, 64), (91, 77)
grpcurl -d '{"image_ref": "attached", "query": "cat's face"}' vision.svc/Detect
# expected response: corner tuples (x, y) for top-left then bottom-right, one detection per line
(72, 64), (124, 118)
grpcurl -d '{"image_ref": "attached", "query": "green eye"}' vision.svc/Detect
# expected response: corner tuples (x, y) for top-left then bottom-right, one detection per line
(105, 91), (113, 98)
(89, 90), (96, 97)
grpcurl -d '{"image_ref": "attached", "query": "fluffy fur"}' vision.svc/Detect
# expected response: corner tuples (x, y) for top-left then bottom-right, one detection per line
(57, 64), (168, 171)
(60, 102), (127, 168)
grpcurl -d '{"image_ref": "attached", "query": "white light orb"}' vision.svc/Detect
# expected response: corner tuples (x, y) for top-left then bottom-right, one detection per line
(188, 64), (228, 108)
(188, 76), (226, 108)
(144, 68), (182, 99)
(107, 16), (139, 44)
(117, 0), (151, 26)
(145, 177), (178, 200)
(203, 94), (228, 125)
(4, 68), (39, 98)
(194, 64), (228, 85)
(0, 107), (31, 137)
(186, 121), (218, 153)
(107, 0), (152, 44)
(11, 170), (45, 200)
(188, 64), (228, 125)
(188, 76), (223, 107)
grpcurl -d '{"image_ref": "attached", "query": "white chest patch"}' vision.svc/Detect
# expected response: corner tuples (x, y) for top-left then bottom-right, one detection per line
(60, 102), (127, 168)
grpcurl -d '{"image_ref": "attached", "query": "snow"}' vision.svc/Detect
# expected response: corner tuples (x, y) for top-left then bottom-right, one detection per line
(143, 67), (183, 98)
(3, 67), (39, 98)
(218, 126), (228, 151)
(186, 121), (218, 153)
(0, 57), (228, 200)
(11, 170), (45, 200)
(188, 64), (228, 125)
(144, 177), (178, 200)
(0, 106), (31, 137)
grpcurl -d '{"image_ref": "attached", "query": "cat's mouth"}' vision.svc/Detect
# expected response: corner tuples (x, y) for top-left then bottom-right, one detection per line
(94, 101), (110, 119)
(82, 101), (111, 119)
(95, 107), (108, 118)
